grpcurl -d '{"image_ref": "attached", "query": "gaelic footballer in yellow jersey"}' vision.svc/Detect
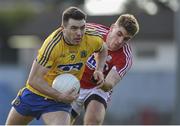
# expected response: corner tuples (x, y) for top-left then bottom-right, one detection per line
(6, 7), (107, 125)
(26, 27), (104, 98)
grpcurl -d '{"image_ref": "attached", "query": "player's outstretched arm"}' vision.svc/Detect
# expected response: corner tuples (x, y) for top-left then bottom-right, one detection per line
(101, 67), (121, 92)
(93, 43), (108, 85)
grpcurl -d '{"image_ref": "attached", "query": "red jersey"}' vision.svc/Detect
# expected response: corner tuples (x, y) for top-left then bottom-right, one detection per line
(81, 23), (133, 89)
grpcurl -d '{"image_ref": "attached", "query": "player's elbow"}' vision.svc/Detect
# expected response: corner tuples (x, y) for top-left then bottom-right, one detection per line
(28, 76), (41, 89)
(28, 78), (36, 88)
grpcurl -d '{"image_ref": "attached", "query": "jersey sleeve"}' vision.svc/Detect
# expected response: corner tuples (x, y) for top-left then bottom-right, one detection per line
(87, 35), (104, 53)
(86, 23), (107, 53)
(112, 44), (133, 79)
(94, 37), (104, 52)
(36, 30), (62, 68)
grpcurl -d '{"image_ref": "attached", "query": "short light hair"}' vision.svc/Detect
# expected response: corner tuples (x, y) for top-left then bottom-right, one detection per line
(62, 6), (87, 26)
(115, 14), (139, 37)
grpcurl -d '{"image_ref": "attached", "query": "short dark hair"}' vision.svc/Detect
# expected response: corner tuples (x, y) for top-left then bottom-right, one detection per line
(62, 6), (87, 26)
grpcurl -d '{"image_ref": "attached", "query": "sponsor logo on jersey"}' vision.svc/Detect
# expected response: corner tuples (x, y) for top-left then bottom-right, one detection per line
(86, 55), (96, 70)
(86, 54), (111, 71)
(57, 63), (83, 72)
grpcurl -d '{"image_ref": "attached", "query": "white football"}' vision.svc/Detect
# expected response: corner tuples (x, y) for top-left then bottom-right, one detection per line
(52, 73), (80, 94)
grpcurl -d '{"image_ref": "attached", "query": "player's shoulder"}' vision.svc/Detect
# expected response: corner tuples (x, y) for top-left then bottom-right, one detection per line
(40, 27), (64, 52)
(85, 23), (109, 39)
(123, 43), (132, 53)
(86, 23), (109, 31)
(112, 43), (132, 57)
(115, 43), (133, 58)
(44, 27), (64, 46)
(48, 27), (64, 40)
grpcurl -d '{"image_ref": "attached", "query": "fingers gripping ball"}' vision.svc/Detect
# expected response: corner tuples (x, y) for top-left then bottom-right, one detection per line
(52, 74), (80, 94)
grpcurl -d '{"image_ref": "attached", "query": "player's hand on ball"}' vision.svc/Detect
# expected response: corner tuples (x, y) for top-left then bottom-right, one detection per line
(57, 88), (79, 103)
(52, 74), (80, 103)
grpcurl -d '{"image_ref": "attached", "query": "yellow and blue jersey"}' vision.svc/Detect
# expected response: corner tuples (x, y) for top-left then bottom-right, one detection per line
(25, 27), (104, 98)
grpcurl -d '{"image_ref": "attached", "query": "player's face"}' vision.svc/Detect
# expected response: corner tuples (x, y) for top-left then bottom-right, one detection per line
(63, 18), (86, 45)
(106, 24), (132, 51)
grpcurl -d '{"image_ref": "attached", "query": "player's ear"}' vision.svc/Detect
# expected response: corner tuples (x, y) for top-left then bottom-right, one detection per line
(109, 24), (115, 32)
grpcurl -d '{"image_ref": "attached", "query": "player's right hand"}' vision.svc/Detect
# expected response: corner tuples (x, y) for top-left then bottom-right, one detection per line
(56, 88), (79, 103)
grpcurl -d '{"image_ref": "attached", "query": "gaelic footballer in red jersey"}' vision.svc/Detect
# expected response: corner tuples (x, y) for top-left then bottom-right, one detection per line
(71, 14), (140, 125)
(82, 23), (132, 89)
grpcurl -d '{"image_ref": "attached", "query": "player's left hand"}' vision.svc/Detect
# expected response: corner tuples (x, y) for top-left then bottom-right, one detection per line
(92, 70), (104, 88)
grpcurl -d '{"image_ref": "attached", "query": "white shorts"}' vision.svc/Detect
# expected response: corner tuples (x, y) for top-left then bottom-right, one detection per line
(71, 87), (112, 116)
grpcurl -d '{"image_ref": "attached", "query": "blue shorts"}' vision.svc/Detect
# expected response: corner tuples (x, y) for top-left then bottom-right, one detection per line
(12, 88), (71, 120)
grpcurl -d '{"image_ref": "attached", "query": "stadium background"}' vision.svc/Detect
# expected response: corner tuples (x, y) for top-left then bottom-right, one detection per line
(0, 0), (180, 124)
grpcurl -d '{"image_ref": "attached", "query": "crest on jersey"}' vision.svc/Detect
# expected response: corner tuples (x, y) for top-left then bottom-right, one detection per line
(80, 50), (87, 58)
